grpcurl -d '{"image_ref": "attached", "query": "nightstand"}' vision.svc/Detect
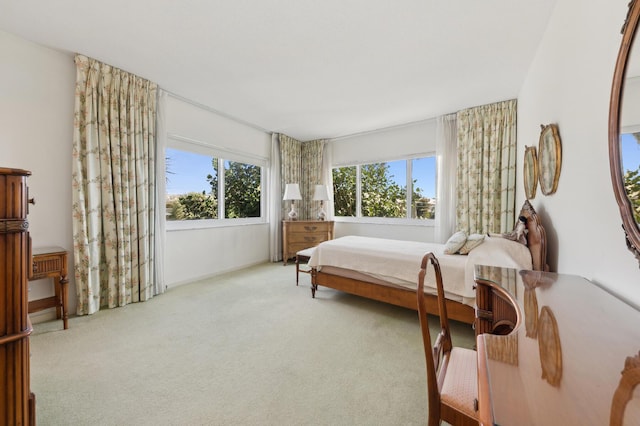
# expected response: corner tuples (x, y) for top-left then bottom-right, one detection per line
(28, 246), (69, 329)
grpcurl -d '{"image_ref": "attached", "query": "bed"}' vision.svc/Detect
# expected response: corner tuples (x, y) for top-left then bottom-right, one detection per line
(308, 200), (548, 324)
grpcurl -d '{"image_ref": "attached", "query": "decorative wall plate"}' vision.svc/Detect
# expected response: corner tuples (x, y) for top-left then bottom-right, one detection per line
(538, 306), (562, 387)
(524, 145), (538, 200)
(538, 124), (562, 195)
(524, 288), (539, 338)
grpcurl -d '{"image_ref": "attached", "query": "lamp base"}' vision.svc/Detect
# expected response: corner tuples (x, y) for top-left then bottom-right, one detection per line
(288, 206), (298, 220)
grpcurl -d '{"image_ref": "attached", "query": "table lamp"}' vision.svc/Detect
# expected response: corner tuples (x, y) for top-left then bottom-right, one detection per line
(283, 183), (302, 220)
(313, 184), (330, 220)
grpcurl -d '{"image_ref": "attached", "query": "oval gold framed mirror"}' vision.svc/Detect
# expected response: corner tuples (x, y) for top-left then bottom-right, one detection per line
(610, 0), (640, 264)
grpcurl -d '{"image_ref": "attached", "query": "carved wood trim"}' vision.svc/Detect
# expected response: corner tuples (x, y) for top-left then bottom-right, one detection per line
(610, 351), (640, 426)
(0, 219), (29, 234)
(610, 0), (640, 267)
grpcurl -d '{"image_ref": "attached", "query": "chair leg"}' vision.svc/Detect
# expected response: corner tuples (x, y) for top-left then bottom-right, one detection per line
(295, 255), (300, 285)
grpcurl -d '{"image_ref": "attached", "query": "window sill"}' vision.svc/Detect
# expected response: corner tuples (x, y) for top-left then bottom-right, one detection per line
(166, 218), (266, 231)
(333, 216), (435, 227)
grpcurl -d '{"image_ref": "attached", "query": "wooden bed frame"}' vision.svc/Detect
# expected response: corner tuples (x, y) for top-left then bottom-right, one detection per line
(310, 200), (548, 325)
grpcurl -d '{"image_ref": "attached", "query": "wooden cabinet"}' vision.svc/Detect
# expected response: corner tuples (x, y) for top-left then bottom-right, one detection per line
(282, 220), (334, 265)
(0, 167), (35, 425)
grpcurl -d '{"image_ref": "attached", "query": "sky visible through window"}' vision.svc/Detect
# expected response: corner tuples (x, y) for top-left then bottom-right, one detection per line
(166, 148), (436, 199)
(622, 133), (640, 173)
(166, 149), (214, 195)
(387, 158), (436, 198)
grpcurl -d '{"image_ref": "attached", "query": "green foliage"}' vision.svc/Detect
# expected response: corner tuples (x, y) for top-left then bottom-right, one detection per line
(624, 167), (640, 223)
(414, 196), (435, 219)
(332, 166), (357, 216)
(168, 192), (217, 220)
(332, 162), (434, 219)
(166, 157), (262, 221)
(361, 163), (406, 217)
(222, 161), (261, 218)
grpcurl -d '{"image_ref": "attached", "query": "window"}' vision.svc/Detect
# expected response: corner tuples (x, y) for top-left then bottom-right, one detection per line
(165, 146), (263, 223)
(621, 132), (640, 222)
(222, 160), (261, 218)
(332, 156), (436, 220)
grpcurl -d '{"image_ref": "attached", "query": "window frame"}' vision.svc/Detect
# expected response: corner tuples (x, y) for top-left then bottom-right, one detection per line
(165, 135), (267, 231)
(332, 152), (437, 226)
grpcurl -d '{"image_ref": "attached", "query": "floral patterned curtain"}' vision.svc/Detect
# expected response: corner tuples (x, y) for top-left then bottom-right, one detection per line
(278, 134), (326, 220)
(279, 134), (302, 219)
(456, 99), (517, 235)
(301, 140), (326, 220)
(72, 54), (158, 315)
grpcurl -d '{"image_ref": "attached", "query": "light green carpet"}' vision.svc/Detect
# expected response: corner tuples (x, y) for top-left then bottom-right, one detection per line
(30, 262), (475, 426)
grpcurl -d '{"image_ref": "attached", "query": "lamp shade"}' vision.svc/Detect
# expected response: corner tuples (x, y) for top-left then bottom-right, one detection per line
(313, 185), (330, 201)
(283, 183), (302, 201)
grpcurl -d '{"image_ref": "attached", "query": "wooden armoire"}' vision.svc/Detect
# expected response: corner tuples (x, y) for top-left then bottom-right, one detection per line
(0, 167), (35, 425)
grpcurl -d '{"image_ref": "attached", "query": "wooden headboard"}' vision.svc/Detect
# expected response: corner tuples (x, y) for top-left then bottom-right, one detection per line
(519, 200), (549, 272)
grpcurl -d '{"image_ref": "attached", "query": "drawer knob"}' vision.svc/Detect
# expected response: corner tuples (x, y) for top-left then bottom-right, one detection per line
(304, 226), (318, 231)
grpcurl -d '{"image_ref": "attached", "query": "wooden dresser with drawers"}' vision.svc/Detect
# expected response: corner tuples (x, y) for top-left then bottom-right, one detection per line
(282, 220), (334, 265)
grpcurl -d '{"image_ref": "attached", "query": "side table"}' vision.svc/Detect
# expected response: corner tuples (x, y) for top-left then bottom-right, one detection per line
(28, 246), (69, 329)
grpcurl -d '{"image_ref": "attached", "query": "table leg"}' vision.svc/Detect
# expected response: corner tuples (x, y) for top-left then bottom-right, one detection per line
(60, 275), (68, 330)
(54, 275), (62, 319)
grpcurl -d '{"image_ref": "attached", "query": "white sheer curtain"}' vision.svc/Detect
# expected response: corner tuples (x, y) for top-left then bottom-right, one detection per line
(321, 142), (334, 221)
(269, 133), (283, 261)
(154, 90), (167, 294)
(435, 113), (458, 243)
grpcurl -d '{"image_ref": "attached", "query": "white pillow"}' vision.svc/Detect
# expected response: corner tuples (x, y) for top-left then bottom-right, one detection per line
(458, 233), (485, 255)
(443, 231), (467, 254)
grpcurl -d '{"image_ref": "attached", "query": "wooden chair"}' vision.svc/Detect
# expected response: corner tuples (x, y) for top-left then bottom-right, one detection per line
(417, 253), (479, 426)
(610, 350), (640, 426)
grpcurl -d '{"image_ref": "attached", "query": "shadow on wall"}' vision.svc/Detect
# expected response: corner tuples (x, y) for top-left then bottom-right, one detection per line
(535, 204), (558, 272)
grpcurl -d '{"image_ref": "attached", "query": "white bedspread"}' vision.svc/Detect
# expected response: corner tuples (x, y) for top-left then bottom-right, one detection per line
(308, 235), (533, 302)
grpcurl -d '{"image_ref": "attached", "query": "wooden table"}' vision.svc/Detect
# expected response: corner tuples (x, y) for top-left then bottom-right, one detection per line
(28, 246), (69, 329)
(474, 265), (640, 425)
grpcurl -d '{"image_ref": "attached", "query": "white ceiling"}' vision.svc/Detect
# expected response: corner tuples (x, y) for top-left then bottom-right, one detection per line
(0, 0), (557, 141)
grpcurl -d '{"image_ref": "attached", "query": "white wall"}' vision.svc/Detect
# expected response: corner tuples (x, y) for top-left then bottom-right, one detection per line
(518, 0), (640, 306)
(0, 31), (273, 321)
(0, 31), (76, 319)
(331, 119), (437, 166)
(165, 223), (269, 286)
(163, 96), (272, 285)
(330, 119), (437, 242)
